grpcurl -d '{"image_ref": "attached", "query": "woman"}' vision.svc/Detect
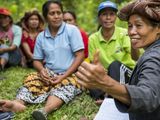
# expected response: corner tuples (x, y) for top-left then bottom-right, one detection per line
(0, 1), (84, 120)
(63, 11), (89, 58)
(87, 1), (135, 103)
(21, 10), (44, 67)
(76, 0), (160, 120)
(0, 8), (22, 70)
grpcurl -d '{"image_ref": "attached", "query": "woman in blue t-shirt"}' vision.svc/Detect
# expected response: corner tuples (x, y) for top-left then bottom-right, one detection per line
(0, 1), (84, 120)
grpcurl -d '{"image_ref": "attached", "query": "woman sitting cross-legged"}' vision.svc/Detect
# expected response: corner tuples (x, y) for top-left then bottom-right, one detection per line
(0, 1), (84, 120)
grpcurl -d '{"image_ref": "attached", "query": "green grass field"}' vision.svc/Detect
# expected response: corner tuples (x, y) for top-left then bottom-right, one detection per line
(0, 67), (99, 120)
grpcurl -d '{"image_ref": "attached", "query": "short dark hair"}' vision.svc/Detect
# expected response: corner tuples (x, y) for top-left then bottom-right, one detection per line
(42, 0), (63, 20)
(63, 10), (77, 20)
(149, 19), (160, 28)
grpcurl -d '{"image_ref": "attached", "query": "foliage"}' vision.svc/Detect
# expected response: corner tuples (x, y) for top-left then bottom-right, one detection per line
(0, 67), (99, 120)
(0, 0), (131, 33)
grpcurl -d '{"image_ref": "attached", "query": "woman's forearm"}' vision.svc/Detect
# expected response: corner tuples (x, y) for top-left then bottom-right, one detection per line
(22, 43), (33, 59)
(103, 76), (131, 105)
(33, 60), (44, 72)
(2, 45), (17, 53)
(63, 50), (84, 78)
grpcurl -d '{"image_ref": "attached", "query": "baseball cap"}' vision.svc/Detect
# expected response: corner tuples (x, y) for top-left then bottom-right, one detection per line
(98, 1), (118, 13)
(0, 8), (11, 16)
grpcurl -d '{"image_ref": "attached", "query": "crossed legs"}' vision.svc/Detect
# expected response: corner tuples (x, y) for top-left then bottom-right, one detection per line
(0, 96), (63, 114)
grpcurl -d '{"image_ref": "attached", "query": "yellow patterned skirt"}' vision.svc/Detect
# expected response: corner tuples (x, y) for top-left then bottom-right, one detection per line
(23, 72), (82, 96)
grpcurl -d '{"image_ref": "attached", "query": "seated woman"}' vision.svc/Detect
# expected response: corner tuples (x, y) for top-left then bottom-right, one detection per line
(20, 10), (44, 67)
(76, 0), (160, 120)
(85, 1), (136, 104)
(0, 8), (22, 70)
(0, 1), (84, 120)
(63, 10), (89, 59)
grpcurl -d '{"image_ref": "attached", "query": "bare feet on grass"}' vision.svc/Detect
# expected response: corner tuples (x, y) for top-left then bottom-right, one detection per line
(0, 100), (26, 112)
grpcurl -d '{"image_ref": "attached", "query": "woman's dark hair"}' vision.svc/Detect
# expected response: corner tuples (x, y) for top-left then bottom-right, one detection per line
(9, 16), (13, 25)
(97, 24), (102, 31)
(149, 19), (160, 28)
(63, 10), (76, 20)
(42, 0), (63, 20)
(21, 10), (44, 32)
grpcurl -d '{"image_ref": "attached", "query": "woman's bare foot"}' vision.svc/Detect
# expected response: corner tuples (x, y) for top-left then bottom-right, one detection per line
(0, 100), (26, 112)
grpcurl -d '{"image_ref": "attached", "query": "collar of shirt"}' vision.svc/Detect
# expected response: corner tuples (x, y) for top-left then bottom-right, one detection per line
(44, 22), (66, 38)
(98, 26), (117, 43)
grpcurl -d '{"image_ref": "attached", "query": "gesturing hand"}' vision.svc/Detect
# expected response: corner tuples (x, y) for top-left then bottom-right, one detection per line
(75, 50), (109, 90)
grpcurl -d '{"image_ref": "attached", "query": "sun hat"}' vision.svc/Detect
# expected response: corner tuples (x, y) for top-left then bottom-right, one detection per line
(98, 1), (118, 13)
(0, 8), (11, 16)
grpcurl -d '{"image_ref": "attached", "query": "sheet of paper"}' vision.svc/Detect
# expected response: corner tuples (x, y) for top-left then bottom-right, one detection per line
(94, 98), (129, 120)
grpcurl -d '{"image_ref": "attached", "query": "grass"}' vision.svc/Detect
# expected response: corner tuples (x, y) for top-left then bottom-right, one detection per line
(0, 67), (99, 120)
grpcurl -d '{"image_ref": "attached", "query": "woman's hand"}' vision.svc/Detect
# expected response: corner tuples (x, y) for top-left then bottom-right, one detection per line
(39, 68), (52, 85)
(50, 74), (64, 85)
(40, 68), (64, 85)
(75, 50), (111, 90)
(76, 50), (131, 105)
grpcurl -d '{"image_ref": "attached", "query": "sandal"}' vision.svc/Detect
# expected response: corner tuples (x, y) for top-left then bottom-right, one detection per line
(32, 108), (47, 120)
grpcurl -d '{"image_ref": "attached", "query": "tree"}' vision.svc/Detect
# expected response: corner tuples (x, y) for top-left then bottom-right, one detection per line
(0, 0), (129, 33)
